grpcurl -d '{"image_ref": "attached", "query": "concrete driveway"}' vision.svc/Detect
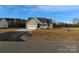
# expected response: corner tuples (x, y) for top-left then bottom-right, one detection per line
(16, 29), (32, 32)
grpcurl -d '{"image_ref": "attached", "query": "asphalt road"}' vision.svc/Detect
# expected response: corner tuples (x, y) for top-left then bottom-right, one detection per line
(0, 31), (31, 41)
(0, 41), (78, 53)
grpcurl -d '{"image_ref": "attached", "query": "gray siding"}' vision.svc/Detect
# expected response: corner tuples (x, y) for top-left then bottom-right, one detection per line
(0, 19), (8, 28)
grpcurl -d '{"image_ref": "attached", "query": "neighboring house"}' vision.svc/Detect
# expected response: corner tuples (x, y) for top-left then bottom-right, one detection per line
(0, 18), (8, 28)
(26, 18), (53, 29)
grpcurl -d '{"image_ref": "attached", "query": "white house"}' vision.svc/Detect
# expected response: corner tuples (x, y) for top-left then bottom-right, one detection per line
(0, 19), (8, 28)
(26, 18), (53, 30)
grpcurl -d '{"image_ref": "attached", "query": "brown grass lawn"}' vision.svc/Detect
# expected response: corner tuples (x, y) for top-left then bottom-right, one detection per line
(0, 28), (25, 32)
(30, 28), (79, 41)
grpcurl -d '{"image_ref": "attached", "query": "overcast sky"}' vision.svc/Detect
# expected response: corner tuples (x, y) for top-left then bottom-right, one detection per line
(0, 5), (79, 23)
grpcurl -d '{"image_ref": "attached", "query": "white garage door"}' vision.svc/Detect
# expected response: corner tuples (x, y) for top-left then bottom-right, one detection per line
(27, 25), (37, 30)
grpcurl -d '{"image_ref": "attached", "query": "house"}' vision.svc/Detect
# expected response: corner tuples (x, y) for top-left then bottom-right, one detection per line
(26, 18), (53, 29)
(0, 18), (8, 28)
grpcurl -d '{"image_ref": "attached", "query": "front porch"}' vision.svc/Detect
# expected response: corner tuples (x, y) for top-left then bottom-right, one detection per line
(37, 23), (48, 29)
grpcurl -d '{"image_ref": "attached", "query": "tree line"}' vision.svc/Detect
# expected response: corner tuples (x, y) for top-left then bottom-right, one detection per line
(53, 18), (79, 28)
(2, 18), (79, 28)
(2, 18), (26, 28)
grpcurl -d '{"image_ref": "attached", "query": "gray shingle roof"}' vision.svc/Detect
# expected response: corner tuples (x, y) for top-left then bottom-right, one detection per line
(27, 17), (52, 23)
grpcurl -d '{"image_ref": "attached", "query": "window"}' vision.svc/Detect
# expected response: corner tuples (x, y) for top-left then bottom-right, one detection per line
(40, 23), (47, 26)
(43, 24), (46, 26)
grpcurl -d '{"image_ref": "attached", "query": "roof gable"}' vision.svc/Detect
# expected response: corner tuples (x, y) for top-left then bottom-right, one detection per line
(36, 18), (52, 23)
(27, 17), (52, 24)
(0, 18), (5, 21)
(27, 18), (42, 24)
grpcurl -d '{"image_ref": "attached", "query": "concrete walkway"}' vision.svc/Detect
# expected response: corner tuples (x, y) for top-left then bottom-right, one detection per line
(16, 29), (32, 32)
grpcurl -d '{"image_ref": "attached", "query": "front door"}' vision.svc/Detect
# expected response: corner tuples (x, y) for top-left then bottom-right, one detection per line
(37, 24), (40, 28)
